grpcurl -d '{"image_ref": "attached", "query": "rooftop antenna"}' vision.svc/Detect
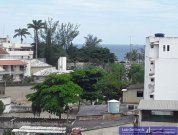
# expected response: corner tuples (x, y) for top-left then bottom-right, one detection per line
(130, 36), (132, 64)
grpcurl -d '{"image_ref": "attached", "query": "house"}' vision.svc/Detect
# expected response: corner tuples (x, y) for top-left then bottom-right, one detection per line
(122, 84), (143, 109)
(144, 33), (178, 100)
(0, 59), (27, 81)
(138, 99), (178, 126)
(0, 37), (33, 59)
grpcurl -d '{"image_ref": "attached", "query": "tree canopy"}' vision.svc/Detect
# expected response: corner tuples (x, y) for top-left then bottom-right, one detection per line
(26, 73), (82, 117)
(13, 28), (30, 43)
(71, 68), (104, 104)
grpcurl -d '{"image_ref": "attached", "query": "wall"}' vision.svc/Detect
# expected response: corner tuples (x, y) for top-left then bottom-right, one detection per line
(154, 59), (178, 100)
(82, 126), (118, 135)
(123, 90), (143, 103)
(144, 36), (178, 100)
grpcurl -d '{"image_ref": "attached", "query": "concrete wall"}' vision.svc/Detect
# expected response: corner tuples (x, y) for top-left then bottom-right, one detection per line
(144, 36), (178, 100)
(123, 90), (143, 104)
(82, 126), (118, 135)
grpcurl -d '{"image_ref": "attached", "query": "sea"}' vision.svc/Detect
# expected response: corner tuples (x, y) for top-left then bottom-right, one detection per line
(101, 44), (144, 61)
(76, 44), (144, 61)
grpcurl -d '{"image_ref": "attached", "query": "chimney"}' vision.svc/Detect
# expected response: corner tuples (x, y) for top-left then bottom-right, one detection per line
(58, 57), (67, 71)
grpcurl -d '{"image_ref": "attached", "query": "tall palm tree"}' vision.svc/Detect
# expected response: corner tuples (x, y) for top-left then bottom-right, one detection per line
(84, 34), (102, 47)
(27, 20), (45, 59)
(13, 28), (30, 43)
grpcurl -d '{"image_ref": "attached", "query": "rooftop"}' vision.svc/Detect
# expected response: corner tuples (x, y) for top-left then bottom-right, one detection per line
(138, 100), (178, 111)
(127, 83), (144, 90)
(0, 60), (27, 65)
(30, 59), (51, 67)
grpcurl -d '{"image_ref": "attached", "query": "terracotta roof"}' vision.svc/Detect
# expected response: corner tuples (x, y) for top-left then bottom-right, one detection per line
(0, 60), (27, 65)
(0, 48), (8, 54)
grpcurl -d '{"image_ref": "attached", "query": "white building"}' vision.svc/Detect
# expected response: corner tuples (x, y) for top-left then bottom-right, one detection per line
(144, 33), (178, 100)
(0, 59), (27, 81)
(0, 36), (33, 59)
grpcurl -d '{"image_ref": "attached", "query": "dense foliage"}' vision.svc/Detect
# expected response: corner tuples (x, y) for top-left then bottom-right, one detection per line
(0, 100), (4, 115)
(128, 64), (144, 84)
(26, 74), (82, 117)
(71, 68), (104, 105)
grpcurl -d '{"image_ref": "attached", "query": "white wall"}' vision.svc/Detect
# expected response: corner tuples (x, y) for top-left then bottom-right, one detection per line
(154, 59), (178, 100)
(0, 97), (11, 113)
(144, 36), (178, 100)
(58, 57), (66, 71)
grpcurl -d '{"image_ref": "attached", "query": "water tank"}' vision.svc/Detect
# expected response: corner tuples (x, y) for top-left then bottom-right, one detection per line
(108, 99), (120, 113)
(155, 33), (165, 37)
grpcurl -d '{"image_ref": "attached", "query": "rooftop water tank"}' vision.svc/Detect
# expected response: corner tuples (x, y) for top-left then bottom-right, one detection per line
(108, 99), (120, 113)
(155, 33), (165, 37)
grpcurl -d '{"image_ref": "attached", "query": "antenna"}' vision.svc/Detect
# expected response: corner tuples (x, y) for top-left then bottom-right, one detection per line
(2, 24), (5, 37)
(130, 36), (132, 64)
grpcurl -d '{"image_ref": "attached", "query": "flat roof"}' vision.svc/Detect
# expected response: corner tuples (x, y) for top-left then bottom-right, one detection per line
(138, 99), (178, 111)
(12, 126), (66, 133)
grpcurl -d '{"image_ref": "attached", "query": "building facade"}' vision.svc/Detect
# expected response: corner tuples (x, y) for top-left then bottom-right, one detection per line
(144, 34), (178, 100)
(0, 60), (27, 81)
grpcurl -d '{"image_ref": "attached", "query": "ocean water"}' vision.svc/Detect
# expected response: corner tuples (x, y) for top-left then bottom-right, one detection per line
(102, 44), (144, 60)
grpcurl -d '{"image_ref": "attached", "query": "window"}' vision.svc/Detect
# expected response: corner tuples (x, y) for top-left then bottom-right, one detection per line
(167, 45), (170, 51)
(137, 91), (143, 97)
(151, 111), (173, 116)
(163, 45), (166, 51)
(150, 95), (154, 98)
(151, 45), (154, 48)
(128, 105), (134, 110)
(151, 78), (154, 82)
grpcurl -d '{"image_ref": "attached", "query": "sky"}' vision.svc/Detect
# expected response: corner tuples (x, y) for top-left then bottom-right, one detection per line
(0, 0), (178, 45)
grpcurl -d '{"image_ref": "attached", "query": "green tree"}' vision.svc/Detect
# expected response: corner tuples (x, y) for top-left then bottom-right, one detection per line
(3, 130), (15, 135)
(0, 100), (4, 115)
(84, 34), (102, 48)
(96, 64), (128, 101)
(128, 64), (144, 84)
(71, 68), (104, 105)
(55, 23), (79, 49)
(13, 28), (30, 43)
(26, 73), (82, 118)
(125, 49), (144, 64)
(79, 46), (116, 67)
(28, 20), (45, 58)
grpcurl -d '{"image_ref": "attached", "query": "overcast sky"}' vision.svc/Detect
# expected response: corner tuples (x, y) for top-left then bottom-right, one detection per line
(1, 0), (178, 45)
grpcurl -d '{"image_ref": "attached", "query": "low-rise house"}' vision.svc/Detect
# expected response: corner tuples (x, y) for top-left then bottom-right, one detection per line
(0, 60), (27, 81)
(122, 84), (144, 109)
(138, 99), (178, 126)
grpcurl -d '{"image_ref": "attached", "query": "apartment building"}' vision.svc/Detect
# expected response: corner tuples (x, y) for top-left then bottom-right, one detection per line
(0, 60), (27, 81)
(0, 36), (33, 59)
(144, 33), (178, 100)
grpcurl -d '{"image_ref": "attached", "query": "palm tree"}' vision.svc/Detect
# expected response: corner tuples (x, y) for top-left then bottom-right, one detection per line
(13, 28), (30, 43)
(27, 20), (45, 59)
(84, 34), (102, 47)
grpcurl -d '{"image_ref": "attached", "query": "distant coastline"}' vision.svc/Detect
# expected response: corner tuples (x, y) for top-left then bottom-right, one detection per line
(102, 44), (144, 60)
(76, 44), (144, 61)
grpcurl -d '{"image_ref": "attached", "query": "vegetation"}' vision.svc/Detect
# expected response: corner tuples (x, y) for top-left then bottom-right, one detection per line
(125, 49), (144, 63)
(26, 74), (82, 118)
(71, 68), (104, 105)
(128, 64), (144, 84)
(13, 28), (30, 43)
(3, 130), (15, 135)
(96, 64), (128, 102)
(28, 20), (45, 59)
(0, 100), (4, 115)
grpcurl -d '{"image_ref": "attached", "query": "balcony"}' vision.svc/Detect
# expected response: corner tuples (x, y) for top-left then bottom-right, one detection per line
(149, 72), (155, 76)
